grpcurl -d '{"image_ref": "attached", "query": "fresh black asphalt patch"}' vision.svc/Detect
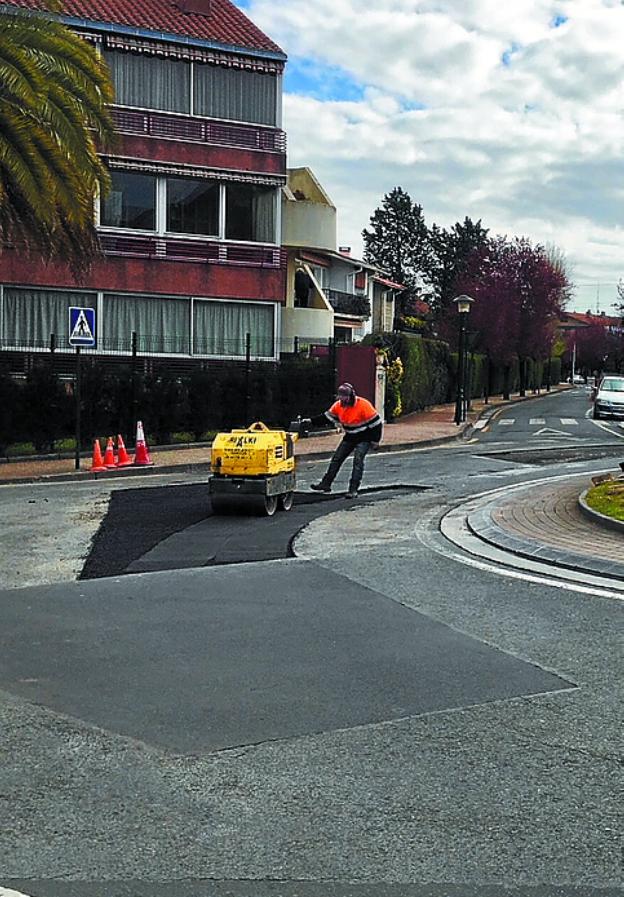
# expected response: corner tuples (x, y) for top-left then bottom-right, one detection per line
(0, 561), (573, 753)
(80, 483), (427, 579)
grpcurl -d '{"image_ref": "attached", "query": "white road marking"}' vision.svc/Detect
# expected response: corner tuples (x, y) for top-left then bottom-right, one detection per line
(473, 420), (488, 429)
(0, 889), (36, 897)
(590, 419), (624, 440)
(529, 418), (545, 425)
(560, 418), (578, 425)
(433, 527), (624, 603)
(498, 419), (514, 426)
(533, 427), (573, 438)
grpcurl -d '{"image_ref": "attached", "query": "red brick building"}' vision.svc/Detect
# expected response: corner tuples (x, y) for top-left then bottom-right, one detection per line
(1, 0), (287, 360)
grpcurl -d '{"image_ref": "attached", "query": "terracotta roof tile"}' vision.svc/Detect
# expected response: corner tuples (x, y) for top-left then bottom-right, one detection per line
(5, 0), (285, 56)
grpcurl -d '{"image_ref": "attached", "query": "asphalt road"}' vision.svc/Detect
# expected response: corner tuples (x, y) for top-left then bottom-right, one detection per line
(0, 387), (622, 897)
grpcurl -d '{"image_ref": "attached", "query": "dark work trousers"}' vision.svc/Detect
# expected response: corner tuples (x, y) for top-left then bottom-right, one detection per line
(320, 438), (373, 490)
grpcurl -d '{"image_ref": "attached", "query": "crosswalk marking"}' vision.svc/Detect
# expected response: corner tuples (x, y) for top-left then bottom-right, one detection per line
(497, 417), (580, 428)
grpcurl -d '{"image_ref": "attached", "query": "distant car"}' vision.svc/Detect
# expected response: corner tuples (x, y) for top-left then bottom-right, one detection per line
(592, 375), (624, 419)
(572, 374), (585, 385)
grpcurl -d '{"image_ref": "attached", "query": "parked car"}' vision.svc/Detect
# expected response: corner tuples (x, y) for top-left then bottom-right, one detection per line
(572, 373), (585, 385)
(592, 375), (624, 419)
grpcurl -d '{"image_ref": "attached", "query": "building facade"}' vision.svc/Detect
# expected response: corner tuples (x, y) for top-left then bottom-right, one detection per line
(0, 0), (287, 362)
(281, 168), (403, 351)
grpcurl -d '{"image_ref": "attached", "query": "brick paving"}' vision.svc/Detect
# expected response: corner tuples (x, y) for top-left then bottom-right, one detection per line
(467, 472), (624, 579)
(491, 478), (623, 560)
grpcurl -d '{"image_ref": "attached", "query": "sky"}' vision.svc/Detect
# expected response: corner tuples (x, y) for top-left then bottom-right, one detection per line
(236, 0), (624, 314)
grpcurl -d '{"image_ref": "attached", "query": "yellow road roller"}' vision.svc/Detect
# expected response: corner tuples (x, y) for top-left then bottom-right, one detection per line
(209, 421), (298, 516)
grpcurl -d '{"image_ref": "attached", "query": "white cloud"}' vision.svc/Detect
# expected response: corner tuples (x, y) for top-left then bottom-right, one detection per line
(245, 0), (624, 310)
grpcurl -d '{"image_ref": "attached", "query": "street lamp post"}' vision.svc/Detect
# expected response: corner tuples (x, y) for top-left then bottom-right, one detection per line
(453, 294), (474, 425)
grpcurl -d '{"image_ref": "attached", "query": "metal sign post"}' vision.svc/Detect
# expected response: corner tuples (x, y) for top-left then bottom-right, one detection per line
(74, 347), (81, 470)
(69, 307), (96, 470)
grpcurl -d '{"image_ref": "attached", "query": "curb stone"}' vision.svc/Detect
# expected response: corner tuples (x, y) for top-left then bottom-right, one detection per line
(578, 487), (624, 535)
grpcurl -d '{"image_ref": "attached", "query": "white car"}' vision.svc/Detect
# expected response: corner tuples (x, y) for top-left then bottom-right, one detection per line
(592, 376), (624, 419)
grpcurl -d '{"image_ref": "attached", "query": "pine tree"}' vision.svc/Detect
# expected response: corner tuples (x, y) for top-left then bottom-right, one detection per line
(362, 187), (431, 316)
(426, 217), (489, 319)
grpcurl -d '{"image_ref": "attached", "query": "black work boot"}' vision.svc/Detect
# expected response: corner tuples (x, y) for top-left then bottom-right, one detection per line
(310, 482), (331, 493)
(346, 483), (359, 499)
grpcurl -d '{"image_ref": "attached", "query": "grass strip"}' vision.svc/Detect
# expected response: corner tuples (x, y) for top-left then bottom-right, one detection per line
(585, 481), (624, 521)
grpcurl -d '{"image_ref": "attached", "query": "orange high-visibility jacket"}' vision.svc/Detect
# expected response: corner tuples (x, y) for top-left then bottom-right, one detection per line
(324, 396), (382, 443)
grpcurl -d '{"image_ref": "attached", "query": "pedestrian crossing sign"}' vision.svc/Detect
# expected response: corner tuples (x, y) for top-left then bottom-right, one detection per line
(69, 306), (96, 347)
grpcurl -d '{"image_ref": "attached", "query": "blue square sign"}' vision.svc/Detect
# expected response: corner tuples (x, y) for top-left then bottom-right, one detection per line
(69, 306), (96, 348)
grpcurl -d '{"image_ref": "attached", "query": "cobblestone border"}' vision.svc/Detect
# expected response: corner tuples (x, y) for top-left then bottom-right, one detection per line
(578, 488), (624, 535)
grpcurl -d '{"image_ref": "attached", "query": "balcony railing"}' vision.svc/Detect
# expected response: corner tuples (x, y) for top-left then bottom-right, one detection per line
(111, 108), (287, 154)
(99, 232), (285, 269)
(326, 289), (371, 317)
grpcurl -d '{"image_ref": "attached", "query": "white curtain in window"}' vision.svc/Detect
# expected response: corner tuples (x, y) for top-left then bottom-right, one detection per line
(194, 64), (277, 125)
(252, 188), (275, 242)
(104, 50), (191, 113)
(103, 294), (191, 354)
(3, 288), (96, 348)
(193, 300), (274, 357)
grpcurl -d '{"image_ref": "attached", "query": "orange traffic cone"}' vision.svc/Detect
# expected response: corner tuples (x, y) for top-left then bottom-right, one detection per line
(116, 434), (133, 467)
(90, 438), (107, 473)
(133, 420), (154, 467)
(102, 436), (116, 468)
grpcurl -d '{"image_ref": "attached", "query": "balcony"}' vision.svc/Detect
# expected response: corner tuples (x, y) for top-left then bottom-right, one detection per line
(326, 289), (371, 318)
(99, 233), (285, 269)
(111, 108), (287, 154)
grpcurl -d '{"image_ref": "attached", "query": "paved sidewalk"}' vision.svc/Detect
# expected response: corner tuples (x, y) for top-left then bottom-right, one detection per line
(468, 472), (624, 581)
(0, 387), (566, 484)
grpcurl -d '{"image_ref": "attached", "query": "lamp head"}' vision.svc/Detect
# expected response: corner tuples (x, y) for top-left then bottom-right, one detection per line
(454, 294), (474, 314)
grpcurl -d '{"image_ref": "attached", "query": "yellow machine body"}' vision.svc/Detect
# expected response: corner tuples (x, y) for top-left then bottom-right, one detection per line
(211, 422), (297, 477)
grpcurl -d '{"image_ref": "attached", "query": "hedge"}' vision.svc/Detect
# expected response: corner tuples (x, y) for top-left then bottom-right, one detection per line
(0, 358), (335, 454)
(365, 332), (563, 419)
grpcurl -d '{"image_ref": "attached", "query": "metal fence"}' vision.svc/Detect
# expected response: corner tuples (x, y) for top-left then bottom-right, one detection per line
(0, 333), (337, 378)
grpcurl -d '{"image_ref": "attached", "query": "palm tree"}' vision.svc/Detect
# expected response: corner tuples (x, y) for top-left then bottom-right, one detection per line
(0, 0), (115, 269)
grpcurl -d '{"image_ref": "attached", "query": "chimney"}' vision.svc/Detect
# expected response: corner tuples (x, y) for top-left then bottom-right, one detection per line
(338, 246), (351, 256)
(176, 0), (211, 15)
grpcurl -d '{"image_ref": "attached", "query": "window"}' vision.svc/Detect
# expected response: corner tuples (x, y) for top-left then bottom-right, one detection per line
(167, 178), (219, 236)
(103, 50), (191, 114)
(99, 169), (278, 243)
(103, 48), (280, 124)
(101, 172), (157, 231)
(3, 288), (96, 348)
(309, 265), (328, 290)
(193, 300), (274, 357)
(226, 183), (275, 242)
(102, 294), (191, 354)
(194, 64), (278, 125)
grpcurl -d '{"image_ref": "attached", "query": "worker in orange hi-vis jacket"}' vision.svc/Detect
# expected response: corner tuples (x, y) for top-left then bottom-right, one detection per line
(301, 382), (382, 499)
